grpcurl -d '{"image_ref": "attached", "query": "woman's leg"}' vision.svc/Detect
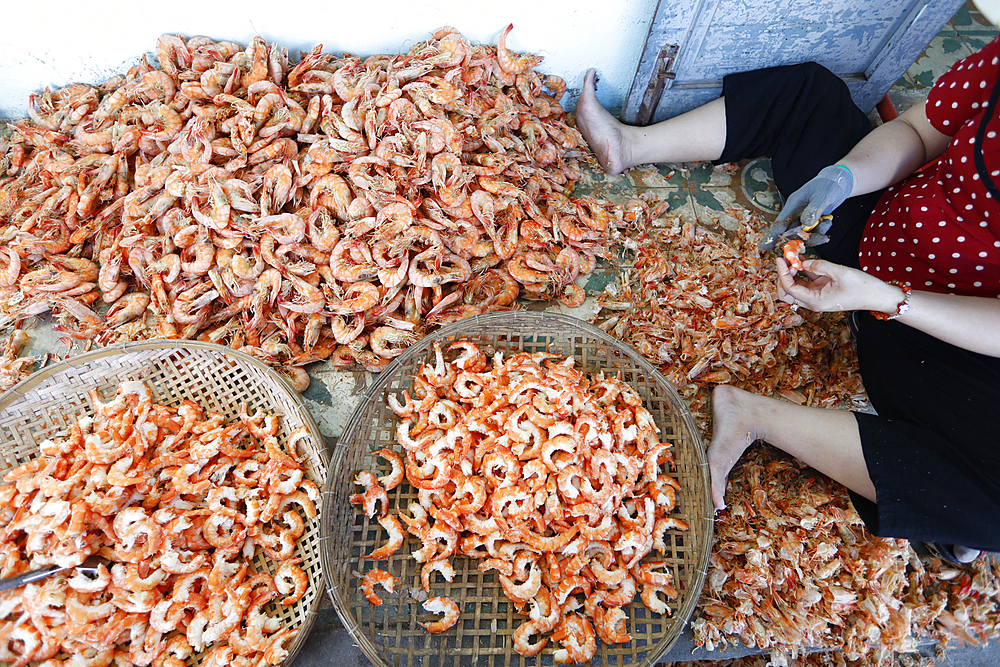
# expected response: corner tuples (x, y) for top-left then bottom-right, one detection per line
(707, 385), (875, 510)
(575, 68), (727, 174)
(576, 62), (880, 266)
(577, 64), (874, 188)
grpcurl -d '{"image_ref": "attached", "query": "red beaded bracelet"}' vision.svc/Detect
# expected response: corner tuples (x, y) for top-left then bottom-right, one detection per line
(871, 280), (912, 321)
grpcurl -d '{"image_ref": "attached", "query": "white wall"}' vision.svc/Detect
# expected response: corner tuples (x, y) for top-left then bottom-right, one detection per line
(0, 0), (657, 120)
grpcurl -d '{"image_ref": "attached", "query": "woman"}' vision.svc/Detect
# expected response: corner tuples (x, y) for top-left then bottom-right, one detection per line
(576, 25), (1000, 561)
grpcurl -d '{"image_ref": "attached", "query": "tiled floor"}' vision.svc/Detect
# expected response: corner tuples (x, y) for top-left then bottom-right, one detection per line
(573, 0), (1000, 268)
(900, 0), (1000, 88)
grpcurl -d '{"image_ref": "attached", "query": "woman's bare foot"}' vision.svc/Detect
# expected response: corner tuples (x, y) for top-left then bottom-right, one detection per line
(574, 68), (633, 175)
(706, 386), (762, 510)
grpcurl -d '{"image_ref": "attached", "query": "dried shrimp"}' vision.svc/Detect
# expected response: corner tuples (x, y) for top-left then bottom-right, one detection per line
(783, 239), (806, 272)
(0, 329), (36, 393)
(352, 340), (689, 662)
(692, 443), (1000, 667)
(0, 379), (317, 666)
(0, 27), (616, 384)
(598, 198), (865, 433)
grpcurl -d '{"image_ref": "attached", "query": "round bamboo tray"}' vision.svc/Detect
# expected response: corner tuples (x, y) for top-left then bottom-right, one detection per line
(322, 311), (713, 667)
(0, 340), (329, 667)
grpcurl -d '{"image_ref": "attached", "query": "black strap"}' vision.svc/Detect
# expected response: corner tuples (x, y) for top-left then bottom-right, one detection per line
(973, 72), (1000, 201)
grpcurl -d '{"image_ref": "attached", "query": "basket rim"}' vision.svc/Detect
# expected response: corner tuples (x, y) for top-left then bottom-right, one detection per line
(0, 339), (300, 409)
(0, 338), (331, 667)
(322, 310), (715, 667)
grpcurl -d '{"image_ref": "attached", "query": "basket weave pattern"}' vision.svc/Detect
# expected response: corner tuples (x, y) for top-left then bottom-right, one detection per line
(0, 341), (330, 667)
(322, 312), (713, 667)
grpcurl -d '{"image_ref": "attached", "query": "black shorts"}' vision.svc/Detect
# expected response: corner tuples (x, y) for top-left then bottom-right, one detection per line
(717, 62), (1000, 551)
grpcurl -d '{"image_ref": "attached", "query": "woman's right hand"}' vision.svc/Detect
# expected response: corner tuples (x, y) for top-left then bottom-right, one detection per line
(776, 257), (905, 315)
(759, 165), (854, 250)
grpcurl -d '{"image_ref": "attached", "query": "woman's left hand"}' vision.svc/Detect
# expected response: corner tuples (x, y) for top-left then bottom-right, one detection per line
(776, 257), (903, 314)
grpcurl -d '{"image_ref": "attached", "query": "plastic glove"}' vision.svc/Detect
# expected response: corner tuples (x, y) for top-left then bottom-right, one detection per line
(758, 165), (854, 250)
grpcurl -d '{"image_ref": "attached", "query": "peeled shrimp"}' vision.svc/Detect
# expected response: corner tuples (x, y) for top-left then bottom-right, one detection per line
(275, 559), (308, 606)
(366, 513), (404, 560)
(419, 596), (460, 633)
(361, 568), (395, 606)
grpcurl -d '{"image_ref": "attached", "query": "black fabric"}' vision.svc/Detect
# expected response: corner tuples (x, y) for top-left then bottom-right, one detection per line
(715, 62), (884, 268)
(849, 312), (1000, 552)
(715, 62), (1000, 550)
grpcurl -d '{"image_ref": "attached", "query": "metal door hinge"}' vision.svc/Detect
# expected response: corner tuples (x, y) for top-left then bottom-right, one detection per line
(636, 43), (679, 126)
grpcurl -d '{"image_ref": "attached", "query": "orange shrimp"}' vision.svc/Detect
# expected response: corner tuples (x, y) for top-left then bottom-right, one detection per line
(496, 24), (543, 75)
(593, 605), (632, 644)
(372, 448), (404, 491)
(105, 292), (150, 327)
(551, 613), (596, 664)
(367, 513), (405, 560)
(783, 239), (806, 272)
(419, 597), (460, 633)
(420, 558), (456, 592)
(349, 470), (389, 519)
(275, 559), (308, 606)
(361, 568), (395, 606)
(640, 583), (676, 615)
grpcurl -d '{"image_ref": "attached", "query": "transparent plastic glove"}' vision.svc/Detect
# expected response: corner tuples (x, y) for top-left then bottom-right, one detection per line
(759, 165), (854, 250)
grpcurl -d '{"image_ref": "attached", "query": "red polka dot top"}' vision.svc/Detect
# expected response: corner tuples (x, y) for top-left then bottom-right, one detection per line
(858, 37), (1000, 297)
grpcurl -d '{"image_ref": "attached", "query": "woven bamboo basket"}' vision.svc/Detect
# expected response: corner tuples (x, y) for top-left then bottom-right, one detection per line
(322, 311), (713, 667)
(0, 340), (329, 667)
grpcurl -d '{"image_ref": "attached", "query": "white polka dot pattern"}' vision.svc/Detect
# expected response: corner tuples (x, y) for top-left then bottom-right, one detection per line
(857, 36), (1000, 297)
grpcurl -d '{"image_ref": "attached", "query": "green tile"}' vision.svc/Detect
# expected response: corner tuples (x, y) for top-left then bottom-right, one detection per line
(962, 34), (998, 51)
(892, 71), (919, 90)
(905, 35), (976, 87)
(583, 263), (617, 294)
(934, 19), (962, 37)
(953, 0), (998, 35)
(573, 164), (637, 198)
(677, 160), (719, 184)
(627, 163), (685, 192)
(645, 186), (692, 216)
(738, 157), (780, 216)
(950, 2), (976, 30)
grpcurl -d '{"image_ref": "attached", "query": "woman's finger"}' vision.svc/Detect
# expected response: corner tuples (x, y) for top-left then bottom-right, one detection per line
(797, 259), (834, 282)
(775, 259), (803, 300)
(776, 282), (795, 304)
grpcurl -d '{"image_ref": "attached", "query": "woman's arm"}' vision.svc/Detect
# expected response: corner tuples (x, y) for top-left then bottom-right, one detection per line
(762, 101), (955, 241)
(776, 258), (1000, 358)
(838, 100), (953, 196)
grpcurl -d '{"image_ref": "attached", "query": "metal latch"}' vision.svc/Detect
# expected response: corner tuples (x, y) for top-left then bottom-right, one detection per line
(636, 43), (679, 126)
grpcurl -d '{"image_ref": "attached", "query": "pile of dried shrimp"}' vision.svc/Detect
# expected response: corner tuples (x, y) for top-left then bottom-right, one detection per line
(0, 380), (318, 666)
(692, 443), (1000, 667)
(671, 652), (935, 666)
(599, 199), (866, 433)
(0, 26), (615, 388)
(352, 339), (690, 663)
(600, 192), (1000, 667)
(0, 329), (36, 394)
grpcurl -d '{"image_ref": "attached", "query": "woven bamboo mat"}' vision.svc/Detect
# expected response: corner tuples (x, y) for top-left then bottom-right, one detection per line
(322, 312), (713, 667)
(0, 340), (330, 667)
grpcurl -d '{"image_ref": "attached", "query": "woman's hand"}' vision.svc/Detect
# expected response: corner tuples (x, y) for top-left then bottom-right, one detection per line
(777, 258), (1000, 357)
(775, 257), (905, 315)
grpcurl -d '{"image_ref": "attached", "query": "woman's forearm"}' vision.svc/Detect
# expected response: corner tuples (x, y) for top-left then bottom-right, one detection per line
(873, 287), (1000, 358)
(837, 102), (952, 197)
(779, 260), (1000, 358)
